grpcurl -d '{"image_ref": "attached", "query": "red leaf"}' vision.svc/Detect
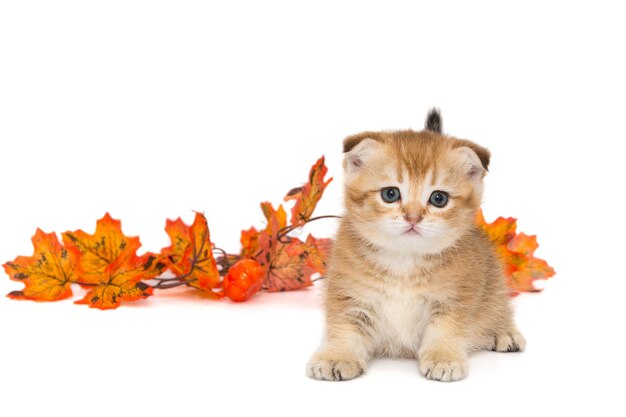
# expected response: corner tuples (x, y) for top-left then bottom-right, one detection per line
(240, 202), (325, 292)
(264, 238), (317, 292)
(286, 234), (333, 276)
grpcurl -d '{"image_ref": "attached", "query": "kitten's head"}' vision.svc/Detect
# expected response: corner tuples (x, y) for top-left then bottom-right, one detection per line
(342, 109), (490, 255)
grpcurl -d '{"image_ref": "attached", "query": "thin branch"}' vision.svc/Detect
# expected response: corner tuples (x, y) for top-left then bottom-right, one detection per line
(152, 280), (189, 290)
(276, 215), (341, 243)
(152, 276), (181, 282)
(72, 281), (99, 287)
(212, 246), (240, 274)
(212, 247), (227, 258)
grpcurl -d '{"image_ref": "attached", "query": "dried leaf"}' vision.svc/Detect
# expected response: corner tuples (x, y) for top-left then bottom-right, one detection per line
(240, 227), (260, 259)
(162, 212), (221, 297)
(74, 253), (156, 310)
(239, 203), (305, 291)
(261, 202), (287, 235)
(284, 156), (332, 226)
(63, 213), (142, 282)
(286, 234), (332, 276)
(476, 210), (518, 247)
(3, 229), (82, 301)
(264, 238), (317, 292)
(476, 209), (555, 295)
(63, 213), (165, 309)
(243, 202), (287, 264)
(249, 203), (328, 292)
(508, 232), (539, 256)
(239, 158), (335, 293)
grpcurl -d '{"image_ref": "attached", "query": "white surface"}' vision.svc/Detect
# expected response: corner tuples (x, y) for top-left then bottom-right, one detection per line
(1, 1), (625, 416)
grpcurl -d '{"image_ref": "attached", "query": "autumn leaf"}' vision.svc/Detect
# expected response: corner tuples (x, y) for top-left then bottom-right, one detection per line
(263, 238), (317, 292)
(74, 252), (156, 310)
(241, 205), (274, 262)
(261, 202), (287, 236)
(62, 213), (165, 309)
(162, 212), (221, 297)
(3, 229), (82, 302)
(476, 209), (555, 295)
(239, 157), (336, 293)
(63, 213), (143, 281)
(477, 211), (517, 247)
(284, 156), (332, 227)
(261, 234), (334, 292)
(241, 202), (286, 263)
(240, 227), (260, 259)
(286, 234), (332, 276)
(240, 202), (323, 292)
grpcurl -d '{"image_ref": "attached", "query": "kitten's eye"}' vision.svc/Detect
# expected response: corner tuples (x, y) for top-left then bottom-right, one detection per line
(380, 187), (401, 203)
(429, 191), (449, 208)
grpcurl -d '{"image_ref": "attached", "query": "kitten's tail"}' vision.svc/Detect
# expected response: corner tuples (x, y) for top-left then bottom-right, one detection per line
(425, 108), (442, 134)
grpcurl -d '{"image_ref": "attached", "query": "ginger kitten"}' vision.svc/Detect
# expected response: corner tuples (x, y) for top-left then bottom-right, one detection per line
(306, 109), (525, 382)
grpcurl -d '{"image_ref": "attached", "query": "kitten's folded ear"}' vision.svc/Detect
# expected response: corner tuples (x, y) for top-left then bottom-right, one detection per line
(455, 139), (491, 172)
(342, 132), (383, 174)
(425, 108), (442, 134)
(452, 140), (491, 184)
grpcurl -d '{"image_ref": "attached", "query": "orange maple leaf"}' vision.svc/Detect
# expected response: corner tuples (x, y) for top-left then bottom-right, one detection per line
(256, 202), (283, 255)
(74, 253), (156, 310)
(476, 209), (555, 295)
(63, 213), (165, 309)
(63, 213), (151, 280)
(161, 212), (221, 297)
(284, 156), (333, 227)
(261, 202), (287, 236)
(3, 229), (82, 302)
(240, 227), (260, 259)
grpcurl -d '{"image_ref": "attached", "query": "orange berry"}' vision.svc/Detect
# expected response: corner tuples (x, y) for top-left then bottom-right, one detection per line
(223, 259), (265, 302)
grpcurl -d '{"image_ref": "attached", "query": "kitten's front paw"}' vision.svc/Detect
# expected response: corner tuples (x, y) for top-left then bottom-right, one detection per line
(494, 330), (526, 352)
(418, 350), (468, 382)
(306, 352), (366, 381)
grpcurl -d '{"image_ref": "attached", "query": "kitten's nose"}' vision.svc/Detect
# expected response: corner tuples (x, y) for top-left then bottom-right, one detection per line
(404, 213), (423, 225)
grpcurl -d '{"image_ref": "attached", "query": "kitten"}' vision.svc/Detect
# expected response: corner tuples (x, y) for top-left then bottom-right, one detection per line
(306, 109), (525, 382)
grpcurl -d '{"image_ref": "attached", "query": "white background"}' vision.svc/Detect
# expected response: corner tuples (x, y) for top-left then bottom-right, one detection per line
(1, 1), (625, 416)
